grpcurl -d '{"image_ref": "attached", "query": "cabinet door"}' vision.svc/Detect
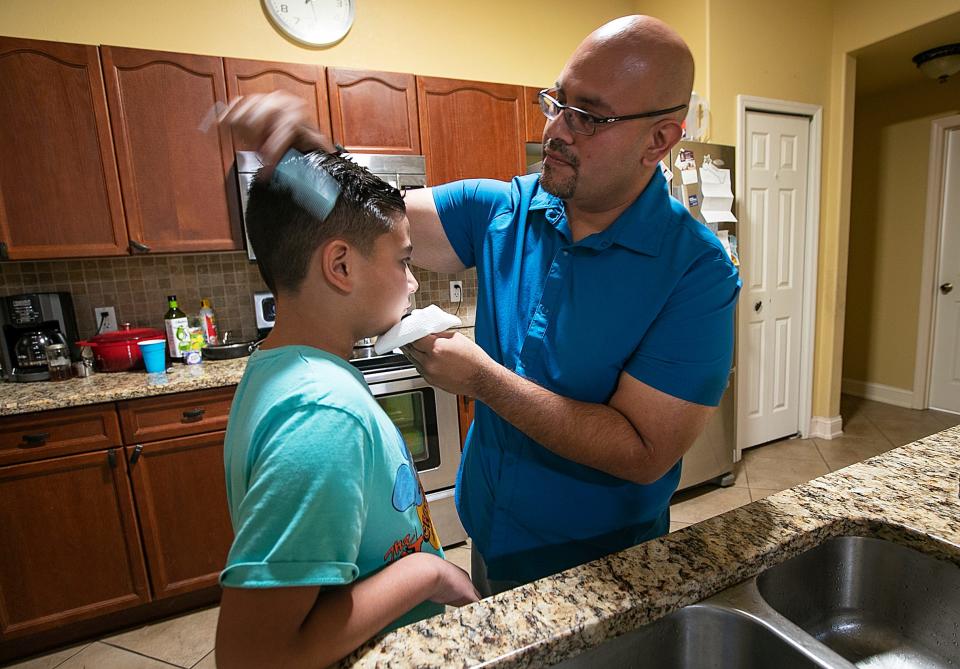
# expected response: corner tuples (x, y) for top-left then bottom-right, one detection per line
(328, 68), (420, 154)
(524, 86), (547, 143)
(416, 76), (525, 184)
(126, 432), (234, 599)
(457, 395), (475, 450)
(101, 47), (242, 253)
(224, 58), (332, 152)
(0, 450), (150, 639)
(0, 37), (128, 260)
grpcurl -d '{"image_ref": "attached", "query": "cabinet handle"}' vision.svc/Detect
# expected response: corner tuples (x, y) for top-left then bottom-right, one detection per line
(181, 408), (206, 422)
(20, 432), (50, 447)
(0, 241), (8, 260)
(108, 448), (117, 468)
(129, 240), (151, 253)
(129, 444), (143, 465)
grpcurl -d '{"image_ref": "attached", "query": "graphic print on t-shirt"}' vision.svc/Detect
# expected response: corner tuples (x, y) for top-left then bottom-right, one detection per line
(384, 434), (441, 562)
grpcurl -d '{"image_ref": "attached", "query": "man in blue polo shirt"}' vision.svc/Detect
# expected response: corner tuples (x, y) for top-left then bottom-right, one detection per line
(225, 14), (739, 595)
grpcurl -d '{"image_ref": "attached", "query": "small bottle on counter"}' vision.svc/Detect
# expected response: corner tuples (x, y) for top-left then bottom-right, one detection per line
(163, 295), (190, 361)
(198, 298), (219, 345)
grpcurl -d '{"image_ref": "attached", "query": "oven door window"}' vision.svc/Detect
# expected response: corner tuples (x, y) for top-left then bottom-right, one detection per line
(376, 388), (441, 472)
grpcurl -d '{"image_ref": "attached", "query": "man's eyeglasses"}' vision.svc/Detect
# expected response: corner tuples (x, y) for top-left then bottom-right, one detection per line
(538, 88), (687, 136)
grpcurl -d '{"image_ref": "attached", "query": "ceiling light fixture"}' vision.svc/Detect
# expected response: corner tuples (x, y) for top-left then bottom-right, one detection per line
(912, 43), (960, 83)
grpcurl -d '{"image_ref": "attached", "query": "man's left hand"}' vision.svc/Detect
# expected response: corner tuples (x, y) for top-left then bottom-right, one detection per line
(401, 332), (496, 397)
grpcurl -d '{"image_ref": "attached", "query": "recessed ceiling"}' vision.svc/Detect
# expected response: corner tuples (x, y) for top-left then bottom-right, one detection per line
(853, 11), (960, 96)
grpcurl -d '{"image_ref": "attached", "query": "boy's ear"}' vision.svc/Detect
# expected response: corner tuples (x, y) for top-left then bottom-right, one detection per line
(318, 239), (354, 294)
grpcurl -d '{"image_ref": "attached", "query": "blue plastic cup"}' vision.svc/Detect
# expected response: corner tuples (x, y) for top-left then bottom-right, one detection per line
(138, 339), (167, 374)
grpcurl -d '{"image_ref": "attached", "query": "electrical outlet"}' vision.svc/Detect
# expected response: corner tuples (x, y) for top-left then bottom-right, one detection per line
(449, 281), (463, 303)
(93, 306), (118, 333)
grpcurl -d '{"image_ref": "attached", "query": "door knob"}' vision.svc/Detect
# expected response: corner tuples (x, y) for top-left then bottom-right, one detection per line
(754, 301), (763, 312)
(942, 282), (954, 295)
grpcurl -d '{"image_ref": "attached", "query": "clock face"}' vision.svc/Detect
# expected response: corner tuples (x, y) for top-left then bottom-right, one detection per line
(262, 0), (355, 47)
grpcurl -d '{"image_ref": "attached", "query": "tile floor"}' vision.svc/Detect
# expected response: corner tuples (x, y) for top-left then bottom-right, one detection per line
(6, 395), (958, 669)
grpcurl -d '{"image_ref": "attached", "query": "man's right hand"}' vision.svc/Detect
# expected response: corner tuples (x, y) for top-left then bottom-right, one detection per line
(219, 91), (336, 171)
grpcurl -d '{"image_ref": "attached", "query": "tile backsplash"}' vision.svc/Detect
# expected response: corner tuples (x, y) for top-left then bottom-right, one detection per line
(0, 252), (476, 342)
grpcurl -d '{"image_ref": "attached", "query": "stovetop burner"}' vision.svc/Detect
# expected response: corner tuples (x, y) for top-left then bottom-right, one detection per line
(349, 350), (412, 374)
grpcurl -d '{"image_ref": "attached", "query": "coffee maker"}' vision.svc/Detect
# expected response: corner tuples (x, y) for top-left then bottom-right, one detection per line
(1, 293), (79, 382)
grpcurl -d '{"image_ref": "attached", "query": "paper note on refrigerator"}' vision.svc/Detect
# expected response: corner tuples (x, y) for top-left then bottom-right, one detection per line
(699, 162), (737, 224)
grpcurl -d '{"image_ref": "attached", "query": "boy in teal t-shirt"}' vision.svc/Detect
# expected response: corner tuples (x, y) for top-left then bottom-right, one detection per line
(216, 151), (477, 669)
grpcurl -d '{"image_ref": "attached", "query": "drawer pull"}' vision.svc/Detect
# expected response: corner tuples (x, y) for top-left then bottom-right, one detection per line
(181, 408), (206, 423)
(20, 432), (50, 447)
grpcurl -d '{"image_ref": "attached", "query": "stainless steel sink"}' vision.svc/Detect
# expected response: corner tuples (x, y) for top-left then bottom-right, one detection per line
(551, 603), (841, 668)
(757, 536), (960, 667)
(553, 536), (960, 669)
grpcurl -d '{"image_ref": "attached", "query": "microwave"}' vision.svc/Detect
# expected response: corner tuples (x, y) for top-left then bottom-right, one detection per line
(236, 151), (427, 261)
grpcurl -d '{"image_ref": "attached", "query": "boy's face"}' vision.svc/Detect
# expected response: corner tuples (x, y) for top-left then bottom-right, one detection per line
(356, 216), (418, 337)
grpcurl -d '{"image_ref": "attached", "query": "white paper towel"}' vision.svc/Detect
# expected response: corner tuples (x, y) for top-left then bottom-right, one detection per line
(374, 305), (462, 355)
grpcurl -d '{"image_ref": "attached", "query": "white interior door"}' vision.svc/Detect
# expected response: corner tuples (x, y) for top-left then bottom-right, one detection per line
(739, 111), (810, 447)
(930, 127), (960, 414)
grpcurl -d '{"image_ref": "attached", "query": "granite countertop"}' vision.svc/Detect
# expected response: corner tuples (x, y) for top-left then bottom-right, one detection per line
(0, 357), (249, 416)
(340, 425), (960, 668)
(0, 326), (477, 417)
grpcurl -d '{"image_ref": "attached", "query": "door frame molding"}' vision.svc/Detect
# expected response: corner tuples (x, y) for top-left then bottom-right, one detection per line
(913, 114), (960, 410)
(735, 95), (823, 456)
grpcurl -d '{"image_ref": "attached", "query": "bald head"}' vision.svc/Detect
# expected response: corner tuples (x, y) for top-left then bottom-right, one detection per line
(569, 15), (694, 115)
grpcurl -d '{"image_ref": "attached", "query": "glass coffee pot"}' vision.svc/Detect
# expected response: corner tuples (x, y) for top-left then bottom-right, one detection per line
(14, 329), (67, 381)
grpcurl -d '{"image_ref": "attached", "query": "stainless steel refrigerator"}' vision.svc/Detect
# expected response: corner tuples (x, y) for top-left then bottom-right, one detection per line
(669, 141), (739, 491)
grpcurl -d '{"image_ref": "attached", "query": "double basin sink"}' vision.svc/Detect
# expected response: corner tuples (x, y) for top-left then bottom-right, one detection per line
(554, 535), (960, 668)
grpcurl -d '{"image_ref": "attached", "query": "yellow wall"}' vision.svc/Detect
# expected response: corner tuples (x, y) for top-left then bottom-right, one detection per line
(843, 81), (960, 390)
(706, 0), (834, 145)
(0, 0), (637, 88)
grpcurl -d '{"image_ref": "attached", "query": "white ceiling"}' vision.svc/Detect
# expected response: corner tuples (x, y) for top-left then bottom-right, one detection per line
(853, 11), (960, 96)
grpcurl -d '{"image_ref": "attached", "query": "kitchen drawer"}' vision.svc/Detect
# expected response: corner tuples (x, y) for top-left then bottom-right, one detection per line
(117, 387), (235, 444)
(0, 404), (122, 466)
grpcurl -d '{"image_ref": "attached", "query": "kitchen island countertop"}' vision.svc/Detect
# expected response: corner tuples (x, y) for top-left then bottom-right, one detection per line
(340, 425), (960, 668)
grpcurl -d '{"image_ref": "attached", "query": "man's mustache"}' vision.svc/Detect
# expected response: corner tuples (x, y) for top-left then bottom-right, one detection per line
(543, 138), (579, 168)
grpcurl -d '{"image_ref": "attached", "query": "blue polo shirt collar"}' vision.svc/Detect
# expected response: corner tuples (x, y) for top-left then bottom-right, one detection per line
(529, 169), (673, 256)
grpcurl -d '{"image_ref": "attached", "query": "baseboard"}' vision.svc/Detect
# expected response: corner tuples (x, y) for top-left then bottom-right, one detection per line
(841, 377), (914, 408)
(809, 415), (843, 439)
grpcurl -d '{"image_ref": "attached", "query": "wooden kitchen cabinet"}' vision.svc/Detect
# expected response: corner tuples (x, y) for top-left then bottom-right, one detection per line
(0, 387), (236, 657)
(524, 85), (547, 143)
(125, 431), (234, 599)
(0, 449), (150, 639)
(416, 76), (526, 184)
(457, 395), (475, 450)
(328, 68), (420, 154)
(101, 46), (242, 254)
(0, 403), (122, 467)
(0, 37), (128, 260)
(224, 58), (332, 152)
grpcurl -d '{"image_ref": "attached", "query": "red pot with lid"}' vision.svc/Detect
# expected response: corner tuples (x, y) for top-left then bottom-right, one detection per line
(76, 324), (167, 372)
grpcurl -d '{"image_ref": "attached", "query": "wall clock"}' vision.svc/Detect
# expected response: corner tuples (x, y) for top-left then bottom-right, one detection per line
(262, 0), (355, 47)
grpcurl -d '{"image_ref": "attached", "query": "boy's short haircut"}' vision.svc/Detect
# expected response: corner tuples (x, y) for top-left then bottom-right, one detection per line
(245, 151), (406, 295)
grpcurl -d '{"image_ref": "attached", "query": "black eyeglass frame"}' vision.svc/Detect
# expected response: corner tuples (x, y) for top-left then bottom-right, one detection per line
(538, 88), (688, 136)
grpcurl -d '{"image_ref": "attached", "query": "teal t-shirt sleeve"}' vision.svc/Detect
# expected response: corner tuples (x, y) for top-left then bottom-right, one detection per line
(221, 406), (372, 589)
(625, 248), (741, 406)
(432, 179), (508, 268)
